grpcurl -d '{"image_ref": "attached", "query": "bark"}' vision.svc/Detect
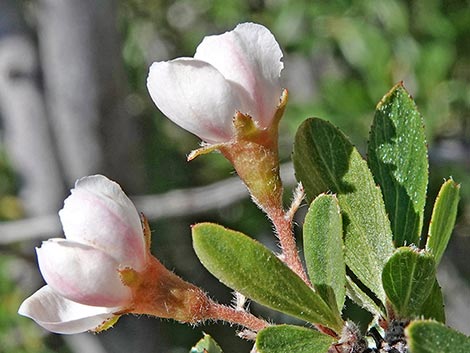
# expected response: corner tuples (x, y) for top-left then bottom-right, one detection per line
(0, 2), (107, 353)
(37, 0), (143, 190)
(0, 0), (64, 216)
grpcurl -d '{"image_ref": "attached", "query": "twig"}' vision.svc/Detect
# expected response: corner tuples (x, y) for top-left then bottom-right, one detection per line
(0, 163), (295, 244)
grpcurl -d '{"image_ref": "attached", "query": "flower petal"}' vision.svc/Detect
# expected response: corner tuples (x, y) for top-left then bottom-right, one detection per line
(147, 58), (240, 143)
(37, 239), (131, 307)
(59, 175), (146, 270)
(194, 22), (283, 128)
(18, 285), (119, 334)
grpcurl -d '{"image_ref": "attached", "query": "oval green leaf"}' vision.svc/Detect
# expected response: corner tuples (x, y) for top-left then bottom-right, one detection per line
(345, 276), (384, 317)
(303, 194), (345, 311)
(406, 320), (470, 353)
(368, 82), (428, 247)
(192, 223), (343, 332)
(426, 179), (460, 266)
(382, 247), (436, 319)
(190, 333), (223, 353)
(419, 280), (445, 322)
(256, 325), (335, 353)
(293, 118), (394, 304)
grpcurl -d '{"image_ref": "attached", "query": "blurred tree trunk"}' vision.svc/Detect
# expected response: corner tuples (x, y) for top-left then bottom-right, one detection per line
(0, 0), (64, 216)
(34, 0), (150, 351)
(0, 2), (107, 352)
(37, 0), (144, 191)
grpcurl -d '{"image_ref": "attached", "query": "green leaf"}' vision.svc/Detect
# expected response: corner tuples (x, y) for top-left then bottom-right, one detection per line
(406, 320), (470, 353)
(420, 280), (445, 322)
(345, 276), (384, 316)
(303, 194), (345, 311)
(192, 223), (343, 332)
(426, 179), (460, 266)
(256, 325), (335, 353)
(368, 83), (428, 247)
(190, 333), (223, 353)
(293, 118), (394, 304)
(382, 247), (436, 318)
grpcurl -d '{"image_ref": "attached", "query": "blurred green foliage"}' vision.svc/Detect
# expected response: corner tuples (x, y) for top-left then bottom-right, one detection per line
(0, 151), (21, 221)
(0, 256), (63, 353)
(119, 0), (469, 144)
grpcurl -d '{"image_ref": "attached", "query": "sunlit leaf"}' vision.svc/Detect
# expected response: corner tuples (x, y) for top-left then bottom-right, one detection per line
(345, 276), (384, 317)
(406, 320), (470, 353)
(426, 179), (460, 266)
(190, 333), (223, 353)
(419, 280), (445, 322)
(256, 325), (334, 353)
(192, 223), (343, 332)
(293, 118), (394, 304)
(382, 247), (436, 319)
(368, 82), (428, 247)
(303, 194), (345, 311)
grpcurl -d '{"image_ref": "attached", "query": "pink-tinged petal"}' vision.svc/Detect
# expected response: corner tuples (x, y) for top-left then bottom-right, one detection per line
(18, 286), (118, 334)
(59, 175), (146, 270)
(37, 239), (131, 307)
(195, 22), (283, 128)
(147, 58), (240, 143)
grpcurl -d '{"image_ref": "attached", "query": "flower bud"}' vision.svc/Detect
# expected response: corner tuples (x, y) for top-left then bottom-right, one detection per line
(146, 22), (284, 144)
(19, 175), (210, 334)
(147, 22), (288, 215)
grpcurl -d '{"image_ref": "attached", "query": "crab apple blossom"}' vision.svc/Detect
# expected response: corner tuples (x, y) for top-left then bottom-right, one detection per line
(147, 22), (285, 145)
(146, 23), (306, 284)
(18, 175), (210, 334)
(147, 23), (289, 214)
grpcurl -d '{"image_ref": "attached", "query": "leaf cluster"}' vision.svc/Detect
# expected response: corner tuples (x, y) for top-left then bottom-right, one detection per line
(190, 83), (466, 352)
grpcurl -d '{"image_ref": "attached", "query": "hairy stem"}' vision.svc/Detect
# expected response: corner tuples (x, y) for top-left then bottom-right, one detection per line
(206, 301), (269, 333)
(269, 207), (310, 285)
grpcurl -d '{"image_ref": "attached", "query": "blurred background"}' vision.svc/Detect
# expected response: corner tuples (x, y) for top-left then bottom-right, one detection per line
(0, 0), (468, 352)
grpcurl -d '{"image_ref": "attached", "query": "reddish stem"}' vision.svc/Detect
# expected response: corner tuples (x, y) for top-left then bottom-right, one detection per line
(269, 207), (310, 285)
(219, 104), (310, 287)
(206, 301), (269, 333)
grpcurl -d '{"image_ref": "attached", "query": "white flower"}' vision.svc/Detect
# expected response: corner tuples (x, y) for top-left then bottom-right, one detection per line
(147, 22), (284, 144)
(18, 175), (147, 334)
